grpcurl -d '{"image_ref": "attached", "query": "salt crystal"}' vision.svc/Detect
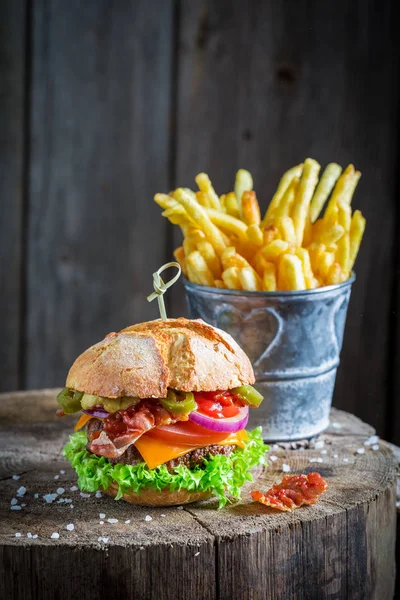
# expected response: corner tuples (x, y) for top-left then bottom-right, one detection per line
(95, 491), (102, 498)
(309, 457), (323, 463)
(60, 470), (65, 474)
(314, 440), (325, 449)
(70, 486), (78, 492)
(34, 493), (39, 499)
(343, 458), (349, 463)
(50, 532), (59, 539)
(15, 532), (21, 538)
(282, 464), (291, 472)
(11, 506), (22, 511)
(32, 534), (38, 539)
(98, 537), (109, 543)
(12, 475), (20, 480)
(161, 514), (166, 518)
(272, 444), (280, 450)
(99, 513), (106, 519)
(99, 521), (104, 525)
(107, 518), (118, 524)
(43, 493), (58, 503)
(98, 537), (103, 542)
(54, 475), (59, 480)
(333, 454), (338, 458)
(124, 520), (131, 524)
(372, 444), (380, 450)
(16, 486), (26, 497)
(27, 532), (32, 538)
(80, 492), (90, 498)
(364, 435), (379, 446)
(194, 552), (200, 557)
(21, 503), (26, 507)
(102, 537), (109, 543)
(356, 448), (365, 455)
(69, 504), (74, 509)
(66, 524), (74, 531)
(145, 515), (152, 522)
(56, 488), (65, 495)
(11, 498), (18, 505)
(176, 506), (183, 510)
(269, 455), (278, 462)
(331, 422), (342, 429)
(321, 449), (327, 455)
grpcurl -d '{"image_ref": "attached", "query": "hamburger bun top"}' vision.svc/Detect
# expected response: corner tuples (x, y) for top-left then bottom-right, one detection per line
(66, 318), (254, 398)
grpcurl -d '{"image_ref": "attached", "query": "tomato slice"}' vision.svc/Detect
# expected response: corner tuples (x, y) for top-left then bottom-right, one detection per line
(146, 421), (231, 446)
(194, 391), (241, 419)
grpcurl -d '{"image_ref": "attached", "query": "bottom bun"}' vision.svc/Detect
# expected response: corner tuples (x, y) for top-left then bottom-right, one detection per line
(102, 482), (212, 506)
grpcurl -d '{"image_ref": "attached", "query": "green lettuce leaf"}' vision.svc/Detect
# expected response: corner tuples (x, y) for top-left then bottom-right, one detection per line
(63, 428), (269, 508)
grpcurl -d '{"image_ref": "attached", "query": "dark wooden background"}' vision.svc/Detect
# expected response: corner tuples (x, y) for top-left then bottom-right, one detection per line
(1, 0), (399, 444)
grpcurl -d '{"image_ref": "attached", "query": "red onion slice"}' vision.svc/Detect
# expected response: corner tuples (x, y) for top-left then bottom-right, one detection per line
(188, 405), (248, 433)
(82, 407), (110, 419)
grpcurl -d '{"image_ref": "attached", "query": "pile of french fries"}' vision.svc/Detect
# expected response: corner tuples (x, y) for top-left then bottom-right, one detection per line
(154, 158), (366, 292)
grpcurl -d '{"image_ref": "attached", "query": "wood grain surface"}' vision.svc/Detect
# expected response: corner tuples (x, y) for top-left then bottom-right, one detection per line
(1, 1), (400, 446)
(0, 390), (396, 600)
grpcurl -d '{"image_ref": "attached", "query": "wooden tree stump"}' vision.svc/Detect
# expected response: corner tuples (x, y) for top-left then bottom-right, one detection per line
(0, 390), (397, 600)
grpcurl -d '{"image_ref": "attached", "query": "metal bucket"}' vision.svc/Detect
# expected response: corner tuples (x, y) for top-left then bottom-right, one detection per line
(184, 275), (355, 441)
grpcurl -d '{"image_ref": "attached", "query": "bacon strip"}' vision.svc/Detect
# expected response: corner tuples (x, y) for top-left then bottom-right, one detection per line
(251, 472), (328, 512)
(87, 400), (186, 459)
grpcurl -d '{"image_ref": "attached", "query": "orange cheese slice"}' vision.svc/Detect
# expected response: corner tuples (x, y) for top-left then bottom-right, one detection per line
(134, 429), (248, 469)
(74, 413), (93, 431)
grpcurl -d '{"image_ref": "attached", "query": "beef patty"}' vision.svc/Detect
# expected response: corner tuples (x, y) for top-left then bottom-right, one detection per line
(86, 418), (236, 470)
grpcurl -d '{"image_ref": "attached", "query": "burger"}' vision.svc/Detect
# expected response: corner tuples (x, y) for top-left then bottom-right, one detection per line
(59, 318), (267, 507)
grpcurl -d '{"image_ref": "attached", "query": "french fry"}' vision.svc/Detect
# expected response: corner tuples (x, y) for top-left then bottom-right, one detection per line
(173, 246), (187, 278)
(222, 267), (242, 290)
(246, 223), (264, 246)
(196, 191), (212, 208)
(278, 216), (296, 244)
(260, 239), (290, 262)
(197, 240), (222, 279)
(296, 248), (317, 289)
(223, 192), (241, 218)
(195, 173), (221, 210)
(292, 158), (321, 246)
(273, 177), (298, 222)
(205, 208), (248, 241)
(239, 267), (263, 291)
(242, 191), (261, 225)
(349, 210), (366, 270)
(336, 233), (350, 276)
(173, 189), (226, 255)
(161, 207), (188, 226)
(262, 262), (277, 292)
(326, 263), (343, 285)
(317, 251), (335, 279)
(234, 169), (253, 213)
(214, 279), (225, 289)
(263, 225), (280, 245)
(186, 251), (215, 286)
(262, 163), (303, 225)
(337, 201), (352, 232)
(343, 171), (361, 206)
(309, 163), (342, 223)
(308, 243), (326, 275)
(253, 253), (271, 277)
(221, 246), (250, 270)
(323, 165), (355, 223)
(280, 254), (307, 290)
(313, 221), (345, 245)
(185, 228), (206, 246)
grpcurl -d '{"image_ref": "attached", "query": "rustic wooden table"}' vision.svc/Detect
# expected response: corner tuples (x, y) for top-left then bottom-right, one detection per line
(0, 390), (397, 600)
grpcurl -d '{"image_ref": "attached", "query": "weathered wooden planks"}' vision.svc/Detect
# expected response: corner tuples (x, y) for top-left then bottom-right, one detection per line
(0, 0), (27, 390)
(172, 0), (400, 438)
(0, 390), (397, 600)
(25, 0), (173, 388)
